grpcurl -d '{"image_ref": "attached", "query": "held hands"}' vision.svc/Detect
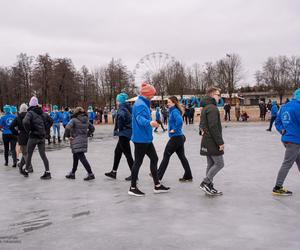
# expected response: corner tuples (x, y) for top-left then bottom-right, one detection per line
(150, 121), (159, 128)
(219, 144), (225, 151)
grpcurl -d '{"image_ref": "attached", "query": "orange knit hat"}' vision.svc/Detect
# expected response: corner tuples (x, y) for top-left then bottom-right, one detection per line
(140, 82), (156, 97)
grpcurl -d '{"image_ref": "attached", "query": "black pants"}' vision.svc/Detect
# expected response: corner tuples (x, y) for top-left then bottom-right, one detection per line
(268, 116), (276, 130)
(158, 135), (193, 180)
(131, 143), (160, 188)
(2, 134), (17, 164)
(26, 137), (49, 171)
(225, 111), (231, 121)
(163, 116), (168, 125)
(113, 136), (134, 172)
(72, 152), (93, 174)
(104, 115), (108, 123)
(154, 120), (165, 131)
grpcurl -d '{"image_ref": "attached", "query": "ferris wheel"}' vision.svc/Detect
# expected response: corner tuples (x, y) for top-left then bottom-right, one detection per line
(133, 52), (176, 85)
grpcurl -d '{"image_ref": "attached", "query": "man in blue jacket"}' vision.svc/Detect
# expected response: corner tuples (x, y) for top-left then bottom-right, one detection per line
(62, 107), (71, 141)
(0, 105), (17, 167)
(266, 100), (278, 131)
(128, 83), (170, 197)
(273, 89), (300, 196)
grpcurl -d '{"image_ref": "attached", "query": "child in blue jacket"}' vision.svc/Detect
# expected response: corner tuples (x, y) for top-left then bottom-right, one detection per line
(273, 89), (300, 196)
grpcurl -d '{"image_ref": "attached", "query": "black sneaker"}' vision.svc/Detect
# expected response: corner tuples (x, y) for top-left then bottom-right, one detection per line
(179, 177), (193, 182)
(65, 172), (75, 179)
(125, 175), (132, 181)
(40, 172), (51, 180)
(210, 183), (223, 196)
(105, 171), (116, 179)
(4, 162), (8, 166)
(272, 187), (292, 196)
(27, 167), (34, 173)
(154, 184), (170, 194)
(200, 181), (213, 195)
(12, 163), (17, 168)
(84, 173), (95, 181)
(128, 187), (145, 197)
(21, 168), (29, 177)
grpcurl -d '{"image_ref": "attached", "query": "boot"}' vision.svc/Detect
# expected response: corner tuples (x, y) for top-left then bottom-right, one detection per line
(58, 137), (62, 143)
(52, 136), (56, 144)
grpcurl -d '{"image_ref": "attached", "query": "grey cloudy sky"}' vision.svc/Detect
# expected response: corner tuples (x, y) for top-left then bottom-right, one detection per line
(0, 0), (299, 84)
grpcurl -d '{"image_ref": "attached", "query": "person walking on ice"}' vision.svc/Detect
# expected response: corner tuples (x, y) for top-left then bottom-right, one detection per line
(128, 83), (170, 197)
(199, 87), (225, 196)
(272, 88), (300, 196)
(105, 92), (134, 181)
(65, 107), (96, 181)
(157, 96), (193, 182)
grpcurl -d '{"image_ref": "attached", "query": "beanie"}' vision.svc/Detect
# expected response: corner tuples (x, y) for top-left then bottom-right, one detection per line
(3, 105), (11, 114)
(19, 103), (28, 113)
(29, 96), (38, 107)
(116, 93), (128, 104)
(52, 105), (58, 111)
(88, 106), (93, 112)
(139, 82), (156, 97)
(11, 106), (17, 113)
(293, 88), (300, 101)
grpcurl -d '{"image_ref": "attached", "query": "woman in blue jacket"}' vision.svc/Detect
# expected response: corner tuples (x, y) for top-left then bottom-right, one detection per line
(0, 105), (17, 167)
(157, 96), (193, 182)
(105, 93), (134, 181)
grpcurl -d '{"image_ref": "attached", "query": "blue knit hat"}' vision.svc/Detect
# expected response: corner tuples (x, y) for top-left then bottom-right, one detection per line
(52, 105), (58, 111)
(116, 93), (128, 104)
(294, 88), (300, 101)
(11, 106), (17, 113)
(3, 105), (11, 114)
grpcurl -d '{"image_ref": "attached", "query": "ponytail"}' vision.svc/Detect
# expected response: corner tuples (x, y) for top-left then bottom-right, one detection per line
(169, 96), (183, 115)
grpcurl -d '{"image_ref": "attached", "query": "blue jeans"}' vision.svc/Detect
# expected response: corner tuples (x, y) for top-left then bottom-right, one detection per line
(52, 123), (61, 138)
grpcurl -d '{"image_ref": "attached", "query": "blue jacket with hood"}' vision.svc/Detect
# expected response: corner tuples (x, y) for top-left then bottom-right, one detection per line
(50, 111), (62, 124)
(168, 106), (183, 137)
(155, 107), (161, 121)
(275, 99), (300, 144)
(0, 106), (16, 135)
(271, 101), (279, 117)
(62, 111), (71, 126)
(114, 103), (132, 138)
(131, 96), (153, 143)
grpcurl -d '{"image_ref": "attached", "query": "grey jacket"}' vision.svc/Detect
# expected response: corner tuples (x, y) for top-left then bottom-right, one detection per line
(65, 113), (95, 154)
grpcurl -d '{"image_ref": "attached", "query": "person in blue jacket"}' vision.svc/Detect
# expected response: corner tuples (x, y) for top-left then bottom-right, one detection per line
(154, 106), (166, 132)
(128, 83), (170, 197)
(273, 89), (300, 196)
(266, 100), (278, 131)
(105, 93), (134, 181)
(88, 106), (96, 124)
(50, 105), (63, 143)
(0, 105), (17, 167)
(62, 107), (71, 141)
(157, 96), (193, 182)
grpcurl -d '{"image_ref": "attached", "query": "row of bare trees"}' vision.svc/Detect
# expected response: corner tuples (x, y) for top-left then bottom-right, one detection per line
(255, 56), (300, 103)
(0, 53), (136, 109)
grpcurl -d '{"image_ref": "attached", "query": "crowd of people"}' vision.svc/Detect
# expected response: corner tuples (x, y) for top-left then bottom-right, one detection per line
(0, 84), (299, 197)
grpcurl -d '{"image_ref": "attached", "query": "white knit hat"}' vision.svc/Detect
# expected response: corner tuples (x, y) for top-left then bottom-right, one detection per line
(29, 96), (38, 107)
(19, 103), (28, 113)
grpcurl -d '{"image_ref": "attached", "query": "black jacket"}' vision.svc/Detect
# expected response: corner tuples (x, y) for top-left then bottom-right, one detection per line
(23, 106), (53, 139)
(200, 96), (224, 156)
(114, 103), (132, 138)
(10, 112), (29, 145)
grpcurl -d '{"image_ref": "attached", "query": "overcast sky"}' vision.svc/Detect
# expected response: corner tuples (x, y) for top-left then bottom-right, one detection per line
(0, 0), (299, 85)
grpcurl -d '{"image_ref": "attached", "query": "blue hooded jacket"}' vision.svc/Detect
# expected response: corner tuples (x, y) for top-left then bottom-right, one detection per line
(88, 111), (96, 121)
(155, 107), (161, 121)
(275, 99), (300, 144)
(0, 109), (16, 135)
(62, 111), (71, 126)
(50, 111), (62, 124)
(168, 106), (183, 137)
(114, 103), (132, 138)
(131, 96), (153, 143)
(271, 101), (278, 117)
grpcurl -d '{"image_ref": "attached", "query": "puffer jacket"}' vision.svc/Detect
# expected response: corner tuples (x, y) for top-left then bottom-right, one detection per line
(64, 113), (95, 154)
(23, 106), (53, 139)
(200, 96), (224, 156)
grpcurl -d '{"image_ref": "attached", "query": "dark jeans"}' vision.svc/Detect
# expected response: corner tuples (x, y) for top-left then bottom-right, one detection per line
(268, 116), (276, 130)
(158, 135), (193, 180)
(26, 137), (49, 171)
(131, 143), (160, 188)
(113, 136), (134, 172)
(104, 115), (108, 123)
(2, 134), (17, 164)
(72, 152), (93, 174)
(163, 116), (168, 125)
(225, 111), (231, 121)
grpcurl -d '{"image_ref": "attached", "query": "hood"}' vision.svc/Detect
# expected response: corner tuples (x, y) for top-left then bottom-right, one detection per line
(76, 114), (88, 123)
(200, 96), (217, 107)
(28, 106), (43, 115)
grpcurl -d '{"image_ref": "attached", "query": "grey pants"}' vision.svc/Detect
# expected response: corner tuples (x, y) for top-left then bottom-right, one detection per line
(26, 138), (49, 172)
(19, 145), (33, 170)
(204, 155), (224, 184)
(275, 143), (300, 187)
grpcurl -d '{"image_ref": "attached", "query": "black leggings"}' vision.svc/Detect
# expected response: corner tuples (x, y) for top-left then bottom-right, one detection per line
(154, 120), (165, 131)
(113, 136), (134, 171)
(131, 143), (160, 188)
(158, 135), (193, 180)
(2, 134), (17, 164)
(72, 152), (93, 174)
